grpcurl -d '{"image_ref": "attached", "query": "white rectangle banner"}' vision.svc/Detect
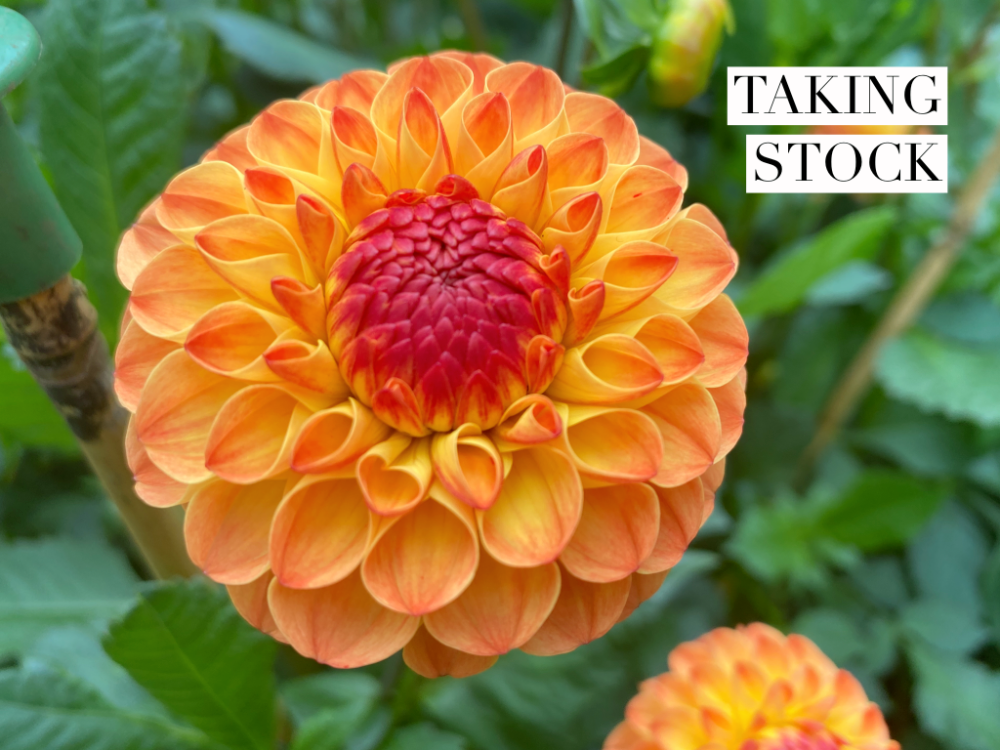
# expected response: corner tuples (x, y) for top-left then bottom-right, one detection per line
(746, 135), (948, 194)
(728, 67), (948, 125)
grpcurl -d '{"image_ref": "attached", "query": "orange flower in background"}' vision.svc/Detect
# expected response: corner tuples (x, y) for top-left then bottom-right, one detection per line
(114, 51), (748, 677)
(606, 624), (899, 750)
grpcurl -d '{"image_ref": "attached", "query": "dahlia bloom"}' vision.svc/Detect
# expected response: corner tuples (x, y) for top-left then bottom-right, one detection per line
(115, 52), (747, 677)
(606, 624), (899, 750)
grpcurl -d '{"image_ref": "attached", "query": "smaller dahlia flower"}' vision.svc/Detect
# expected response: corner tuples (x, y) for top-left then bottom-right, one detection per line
(606, 624), (899, 750)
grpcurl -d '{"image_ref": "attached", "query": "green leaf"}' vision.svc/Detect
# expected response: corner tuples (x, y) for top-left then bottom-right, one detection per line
(900, 600), (990, 656)
(36, 0), (188, 340)
(102, 579), (277, 750)
(0, 663), (218, 750)
(909, 644), (1000, 750)
(804, 260), (892, 306)
(382, 723), (468, 750)
(281, 671), (381, 728)
(920, 293), (1000, 346)
(24, 625), (169, 719)
(737, 206), (896, 317)
(984, 544), (1000, 645)
(0, 349), (74, 449)
(791, 609), (866, 665)
(908, 502), (990, 618)
(816, 470), (946, 551)
(876, 330), (1000, 427)
(0, 539), (139, 658)
(204, 10), (371, 84)
(581, 45), (650, 98)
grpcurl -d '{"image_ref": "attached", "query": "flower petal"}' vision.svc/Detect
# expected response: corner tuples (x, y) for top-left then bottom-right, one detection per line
(564, 92), (640, 168)
(291, 398), (392, 474)
(546, 334), (663, 405)
(577, 241), (678, 320)
(708, 372), (746, 459)
(303, 70), (388, 113)
(124, 417), (187, 507)
(227, 570), (286, 642)
(590, 166), (683, 260)
(134, 350), (241, 483)
(546, 133), (608, 213)
(485, 63), (567, 150)
(423, 554), (560, 656)
(358, 433), (432, 517)
(332, 106), (379, 173)
(592, 312), (704, 386)
(205, 385), (316, 484)
(687, 295), (748, 388)
(491, 145), (550, 230)
(541, 191), (602, 265)
(185, 301), (293, 381)
(479, 446), (582, 567)
(115, 320), (179, 412)
(636, 135), (688, 191)
(362, 494), (478, 615)
(341, 163), (389, 230)
(560, 484), (660, 583)
(269, 475), (371, 589)
(184, 478), (285, 584)
(397, 87), (453, 191)
(653, 216), (737, 311)
(431, 424), (503, 510)
(617, 570), (668, 622)
(489, 393), (563, 450)
(269, 571), (420, 668)
(520, 567), (630, 655)
(264, 339), (349, 397)
(643, 383), (721, 488)
(555, 404), (662, 484)
(403, 625), (497, 678)
(271, 276), (327, 339)
(433, 50), (504, 94)
(639, 478), (713, 574)
(129, 244), (240, 342)
(202, 125), (257, 173)
(117, 200), (177, 290)
(454, 91), (513, 200)
(247, 100), (337, 200)
(156, 161), (248, 244)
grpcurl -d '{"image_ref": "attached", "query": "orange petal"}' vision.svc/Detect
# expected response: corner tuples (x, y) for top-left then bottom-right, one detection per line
(403, 625), (497, 678)
(270, 276), (327, 339)
(703, 458), (726, 493)
(455, 370), (504, 431)
(341, 163), (389, 229)
(454, 91), (513, 200)
(541, 191), (602, 265)
(577, 241), (678, 320)
(560, 484), (659, 583)
(357, 433), (432, 517)
(291, 398), (392, 474)
(227, 570), (286, 642)
(269, 571), (420, 668)
(264, 339), (349, 397)
(243, 167), (309, 253)
(636, 135), (688, 191)
(269, 475), (371, 589)
(185, 301), (294, 381)
(362, 494), (478, 615)
(603, 720), (661, 750)
(397, 87), (453, 190)
(297, 195), (346, 275)
(304, 70), (388, 113)
(479, 446), (582, 567)
(332, 105), (379, 173)
(546, 133), (608, 213)
(432, 424), (504, 510)
(202, 125), (257, 173)
(684, 203), (728, 242)
(129, 244), (240, 342)
(653, 217), (737, 311)
(433, 50), (504, 94)
(564, 92), (640, 168)
(117, 200), (178, 290)
(424, 554), (560, 656)
(156, 161), (248, 244)
(195, 215), (305, 310)
(247, 100), (336, 199)
(115, 320), (180, 412)
(520, 568), (630, 655)
(592, 312), (704, 386)
(485, 63), (567, 150)
(489, 393), (563, 449)
(124, 417), (187, 507)
(618, 570), (669, 622)
(709, 373), (746, 459)
(491, 145), (549, 230)
(525, 335), (565, 393)
(555, 403), (662, 484)
(688, 294), (748, 388)
(184, 478), (285, 584)
(590, 166), (683, 260)
(134, 350), (242, 483)
(546, 334), (663, 405)
(640, 478), (712, 574)
(643, 383), (722, 488)
(371, 377), (431, 438)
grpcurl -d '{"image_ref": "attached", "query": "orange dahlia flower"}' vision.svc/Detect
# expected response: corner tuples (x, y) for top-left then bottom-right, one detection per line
(606, 624), (899, 750)
(114, 51), (747, 677)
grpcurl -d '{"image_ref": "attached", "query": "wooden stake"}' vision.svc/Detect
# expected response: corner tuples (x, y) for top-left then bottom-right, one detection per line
(0, 275), (196, 579)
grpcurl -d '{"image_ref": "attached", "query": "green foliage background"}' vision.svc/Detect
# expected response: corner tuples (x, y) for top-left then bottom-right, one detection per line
(1, 0), (999, 748)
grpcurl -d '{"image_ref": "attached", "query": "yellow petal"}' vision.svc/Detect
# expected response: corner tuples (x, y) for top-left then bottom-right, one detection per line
(653, 214), (737, 311)
(576, 241), (678, 320)
(156, 161), (248, 245)
(431, 424), (503, 510)
(291, 398), (392, 474)
(489, 393), (563, 451)
(485, 63), (568, 151)
(357, 433), (432, 516)
(185, 301), (294, 381)
(643, 383), (722, 488)
(546, 334), (663, 405)
(454, 91), (513, 200)
(554, 403), (662, 484)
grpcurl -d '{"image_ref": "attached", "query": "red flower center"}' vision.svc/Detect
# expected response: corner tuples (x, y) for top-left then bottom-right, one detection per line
(327, 175), (567, 434)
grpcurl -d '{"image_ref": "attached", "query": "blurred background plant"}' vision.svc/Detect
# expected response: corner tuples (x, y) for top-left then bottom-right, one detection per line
(1, 0), (999, 749)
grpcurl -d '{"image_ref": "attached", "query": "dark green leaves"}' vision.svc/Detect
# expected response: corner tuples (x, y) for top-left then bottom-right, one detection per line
(581, 45), (650, 98)
(282, 671), (384, 750)
(103, 580), (277, 750)
(36, 0), (187, 339)
(0, 540), (139, 658)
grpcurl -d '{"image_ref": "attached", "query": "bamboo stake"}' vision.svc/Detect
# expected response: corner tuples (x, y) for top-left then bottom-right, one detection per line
(0, 276), (196, 579)
(796, 124), (1000, 485)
